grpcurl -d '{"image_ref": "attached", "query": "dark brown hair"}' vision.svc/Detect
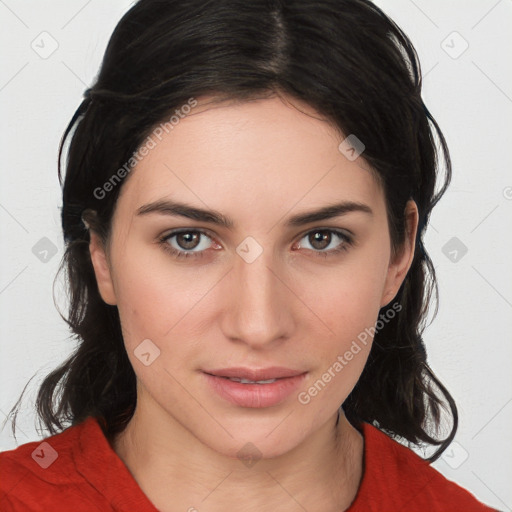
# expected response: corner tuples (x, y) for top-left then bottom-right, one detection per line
(7, 0), (456, 462)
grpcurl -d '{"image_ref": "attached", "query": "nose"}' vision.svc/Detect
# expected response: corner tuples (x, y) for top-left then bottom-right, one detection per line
(219, 244), (296, 348)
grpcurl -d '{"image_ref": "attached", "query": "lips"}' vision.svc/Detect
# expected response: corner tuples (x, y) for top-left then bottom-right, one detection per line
(204, 366), (306, 381)
(203, 368), (308, 408)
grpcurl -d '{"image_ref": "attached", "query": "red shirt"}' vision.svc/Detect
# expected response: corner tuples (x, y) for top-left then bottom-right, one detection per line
(0, 416), (497, 511)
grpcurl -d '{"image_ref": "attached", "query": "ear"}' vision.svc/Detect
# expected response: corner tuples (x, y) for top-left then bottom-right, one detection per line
(89, 231), (117, 306)
(380, 200), (419, 308)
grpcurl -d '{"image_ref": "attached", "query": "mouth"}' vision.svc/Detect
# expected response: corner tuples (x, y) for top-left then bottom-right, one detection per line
(202, 367), (307, 408)
(204, 366), (306, 381)
(215, 376), (279, 384)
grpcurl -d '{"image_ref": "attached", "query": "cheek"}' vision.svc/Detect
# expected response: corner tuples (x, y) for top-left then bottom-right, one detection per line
(111, 244), (206, 343)
(298, 239), (390, 368)
(295, 267), (388, 410)
(310, 273), (382, 366)
(302, 245), (390, 338)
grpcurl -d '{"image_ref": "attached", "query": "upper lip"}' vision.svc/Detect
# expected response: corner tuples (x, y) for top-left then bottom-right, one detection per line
(204, 367), (307, 380)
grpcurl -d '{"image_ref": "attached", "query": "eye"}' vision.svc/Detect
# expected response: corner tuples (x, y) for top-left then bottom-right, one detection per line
(158, 227), (354, 260)
(159, 229), (217, 259)
(295, 228), (353, 257)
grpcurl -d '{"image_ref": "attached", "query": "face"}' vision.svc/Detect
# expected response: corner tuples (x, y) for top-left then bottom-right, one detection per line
(89, 94), (417, 459)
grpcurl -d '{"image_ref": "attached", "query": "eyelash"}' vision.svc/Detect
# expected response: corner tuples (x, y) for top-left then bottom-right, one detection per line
(158, 228), (354, 260)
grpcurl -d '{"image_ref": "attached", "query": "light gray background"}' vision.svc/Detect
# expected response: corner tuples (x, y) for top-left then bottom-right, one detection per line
(1, 1), (511, 510)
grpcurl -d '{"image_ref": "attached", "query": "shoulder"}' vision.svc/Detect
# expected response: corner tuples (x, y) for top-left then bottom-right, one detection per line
(0, 416), (110, 512)
(348, 422), (498, 512)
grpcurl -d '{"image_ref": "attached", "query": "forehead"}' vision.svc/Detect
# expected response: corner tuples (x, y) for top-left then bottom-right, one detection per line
(114, 94), (385, 225)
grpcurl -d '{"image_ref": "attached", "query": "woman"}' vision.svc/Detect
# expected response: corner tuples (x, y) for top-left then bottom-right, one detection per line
(0, 0), (498, 510)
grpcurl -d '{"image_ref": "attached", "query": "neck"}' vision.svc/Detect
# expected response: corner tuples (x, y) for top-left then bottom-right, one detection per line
(112, 402), (364, 512)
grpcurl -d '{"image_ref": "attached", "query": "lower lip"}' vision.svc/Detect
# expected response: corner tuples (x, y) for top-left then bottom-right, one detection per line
(203, 372), (307, 408)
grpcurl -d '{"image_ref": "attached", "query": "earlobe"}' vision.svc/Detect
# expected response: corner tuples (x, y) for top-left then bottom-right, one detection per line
(89, 231), (117, 306)
(380, 200), (419, 308)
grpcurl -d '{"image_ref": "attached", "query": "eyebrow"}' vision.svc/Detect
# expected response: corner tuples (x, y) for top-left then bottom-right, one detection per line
(136, 199), (373, 228)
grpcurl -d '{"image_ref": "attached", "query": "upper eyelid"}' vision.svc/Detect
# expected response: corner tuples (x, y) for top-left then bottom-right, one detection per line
(161, 227), (215, 241)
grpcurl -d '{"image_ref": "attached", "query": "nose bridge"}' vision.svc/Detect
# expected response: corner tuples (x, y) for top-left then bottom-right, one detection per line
(222, 238), (293, 346)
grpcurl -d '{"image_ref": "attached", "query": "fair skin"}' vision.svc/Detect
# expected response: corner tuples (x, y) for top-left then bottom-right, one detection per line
(89, 94), (418, 512)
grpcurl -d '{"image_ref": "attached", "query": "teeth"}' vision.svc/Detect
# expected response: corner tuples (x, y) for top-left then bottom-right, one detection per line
(227, 377), (277, 384)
